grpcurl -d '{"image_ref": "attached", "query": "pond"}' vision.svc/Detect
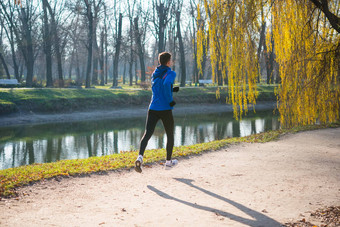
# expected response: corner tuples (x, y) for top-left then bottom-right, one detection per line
(0, 110), (279, 170)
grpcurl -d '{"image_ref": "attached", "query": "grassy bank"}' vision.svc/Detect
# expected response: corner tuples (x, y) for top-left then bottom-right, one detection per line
(0, 122), (338, 198)
(0, 85), (277, 115)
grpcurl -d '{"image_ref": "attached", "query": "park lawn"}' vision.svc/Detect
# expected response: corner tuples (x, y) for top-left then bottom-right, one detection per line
(0, 122), (338, 198)
(0, 85), (277, 114)
(0, 88), (151, 113)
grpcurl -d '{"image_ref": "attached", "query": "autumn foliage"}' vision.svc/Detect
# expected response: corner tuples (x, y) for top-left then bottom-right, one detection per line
(198, 0), (339, 127)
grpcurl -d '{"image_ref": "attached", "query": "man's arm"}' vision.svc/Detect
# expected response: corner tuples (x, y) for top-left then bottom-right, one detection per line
(163, 71), (176, 105)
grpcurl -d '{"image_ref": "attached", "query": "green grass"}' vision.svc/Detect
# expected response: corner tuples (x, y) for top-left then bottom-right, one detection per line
(0, 85), (277, 115)
(0, 88), (151, 114)
(0, 122), (338, 198)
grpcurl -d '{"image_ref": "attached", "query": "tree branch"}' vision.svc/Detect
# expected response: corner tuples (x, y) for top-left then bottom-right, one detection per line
(309, 0), (340, 33)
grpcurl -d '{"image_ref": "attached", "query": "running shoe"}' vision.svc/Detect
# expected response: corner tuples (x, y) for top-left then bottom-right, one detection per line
(164, 159), (178, 170)
(135, 156), (143, 173)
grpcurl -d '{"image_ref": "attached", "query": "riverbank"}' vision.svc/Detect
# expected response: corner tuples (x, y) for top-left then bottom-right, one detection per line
(0, 102), (276, 127)
(0, 127), (339, 226)
(0, 86), (277, 115)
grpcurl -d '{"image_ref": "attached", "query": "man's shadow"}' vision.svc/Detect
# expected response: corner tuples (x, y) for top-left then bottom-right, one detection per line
(147, 178), (282, 227)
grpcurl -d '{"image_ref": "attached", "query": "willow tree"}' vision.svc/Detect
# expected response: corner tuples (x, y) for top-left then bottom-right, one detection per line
(198, 0), (339, 127)
(271, 0), (339, 127)
(197, 1), (259, 120)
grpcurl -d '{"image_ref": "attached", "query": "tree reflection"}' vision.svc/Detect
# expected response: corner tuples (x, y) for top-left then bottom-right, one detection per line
(26, 140), (34, 164)
(0, 110), (278, 170)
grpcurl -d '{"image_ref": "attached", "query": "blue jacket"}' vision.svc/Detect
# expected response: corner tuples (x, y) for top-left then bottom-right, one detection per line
(149, 65), (176, 111)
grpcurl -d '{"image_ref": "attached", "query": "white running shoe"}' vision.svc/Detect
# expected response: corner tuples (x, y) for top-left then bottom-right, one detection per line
(135, 155), (143, 173)
(164, 159), (178, 170)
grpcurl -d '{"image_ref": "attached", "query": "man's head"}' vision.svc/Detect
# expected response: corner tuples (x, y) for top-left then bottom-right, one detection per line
(158, 52), (172, 66)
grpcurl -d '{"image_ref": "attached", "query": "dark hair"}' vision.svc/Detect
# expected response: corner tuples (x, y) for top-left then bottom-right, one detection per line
(158, 52), (171, 65)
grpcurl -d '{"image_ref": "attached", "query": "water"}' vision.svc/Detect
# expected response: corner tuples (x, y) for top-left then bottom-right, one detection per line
(0, 110), (279, 170)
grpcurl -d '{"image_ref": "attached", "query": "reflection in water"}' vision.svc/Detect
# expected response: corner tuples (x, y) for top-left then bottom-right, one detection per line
(0, 110), (279, 170)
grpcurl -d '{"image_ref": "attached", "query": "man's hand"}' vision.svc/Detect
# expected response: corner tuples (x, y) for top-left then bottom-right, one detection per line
(173, 87), (179, 92)
(170, 101), (176, 107)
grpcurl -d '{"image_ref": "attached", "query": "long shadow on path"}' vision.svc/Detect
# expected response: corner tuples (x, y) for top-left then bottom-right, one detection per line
(147, 178), (282, 227)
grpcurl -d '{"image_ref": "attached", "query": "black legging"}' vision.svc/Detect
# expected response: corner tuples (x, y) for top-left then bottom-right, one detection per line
(139, 109), (174, 160)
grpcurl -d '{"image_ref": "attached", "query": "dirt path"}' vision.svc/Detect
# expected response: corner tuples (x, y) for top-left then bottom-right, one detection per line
(0, 102), (276, 127)
(1, 128), (339, 227)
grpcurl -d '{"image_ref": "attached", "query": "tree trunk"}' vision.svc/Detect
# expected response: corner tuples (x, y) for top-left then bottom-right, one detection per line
(43, 0), (63, 87)
(192, 18), (198, 85)
(75, 49), (81, 85)
(92, 19), (99, 85)
(176, 11), (186, 87)
(104, 4), (108, 84)
(199, 32), (208, 80)
(100, 30), (105, 86)
(42, 0), (53, 87)
(54, 29), (63, 87)
(0, 51), (10, 79)
(19, 63), (24, 81)
(134, 17), (146, 82)
(68, 50), (74, 80)
(92, 46), (98, 85)
(257, 21), (266, 83)
(42, 2), (52, 85)
(20, 8), (34, 87)
(266, 33), (275, 84)
(0, 58), (4, 77)
(105, 35), (108, 84)
(123, 60), (126, 84)
(158, 4), (165, 53)
(135, 58), (138, 85)
(85, 0), (93, 88)
(156, 2), (169, 53)
(9, 28), (19, 81)
(309, 0), (340, 34)
(0, 2), (20, 81)
(129, 19), (134, 86)
(112, 13), (123, 87)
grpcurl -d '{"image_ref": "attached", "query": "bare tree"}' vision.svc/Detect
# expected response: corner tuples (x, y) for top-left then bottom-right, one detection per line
(42, 0), (65, 87)
(175, 0), (186, 87)
(0, 48), (11, 79)
(112, 13), (123, 87)
(0, 23), (11, 79)
(91, 0), (103, 85)
(126, 0), (137, 86)
(0, 1), (39, 86)
(152, 0), (173, 53)
(83, 0), (94, 88)
(99, 2), (108, 86)
(134, 16), (146, 82)
(0, 1), (21, 81)
(18, 3), (38, 87)
(189, 0), (198, 85)
(42, 0), (53, 87)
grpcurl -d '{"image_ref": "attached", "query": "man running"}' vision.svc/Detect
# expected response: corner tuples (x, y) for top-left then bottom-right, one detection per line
(135, 52), (179, 173)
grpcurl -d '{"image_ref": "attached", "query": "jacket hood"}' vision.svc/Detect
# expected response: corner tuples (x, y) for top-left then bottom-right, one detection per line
(153, 65), (171, 80)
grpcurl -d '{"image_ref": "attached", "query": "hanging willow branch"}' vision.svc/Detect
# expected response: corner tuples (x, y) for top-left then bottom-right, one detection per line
(198, 0), (339, 127)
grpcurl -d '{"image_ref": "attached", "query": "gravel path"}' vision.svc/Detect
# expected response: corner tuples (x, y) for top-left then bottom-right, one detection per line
(0, 127), (339, 227)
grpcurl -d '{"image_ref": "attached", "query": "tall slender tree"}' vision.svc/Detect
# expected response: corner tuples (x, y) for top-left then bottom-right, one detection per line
(42, 0), (53, 87)
(42, 0), (64, 87)
(112, 13), (123, 87)
(175, 1), (186, 87)
(83, 0), (94, 88)
(134, 16), (146, 82)
(152, 0), (173, 53)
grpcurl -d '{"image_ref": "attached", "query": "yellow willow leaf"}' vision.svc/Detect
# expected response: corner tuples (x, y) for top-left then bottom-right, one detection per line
(198, 0), (339, 127)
